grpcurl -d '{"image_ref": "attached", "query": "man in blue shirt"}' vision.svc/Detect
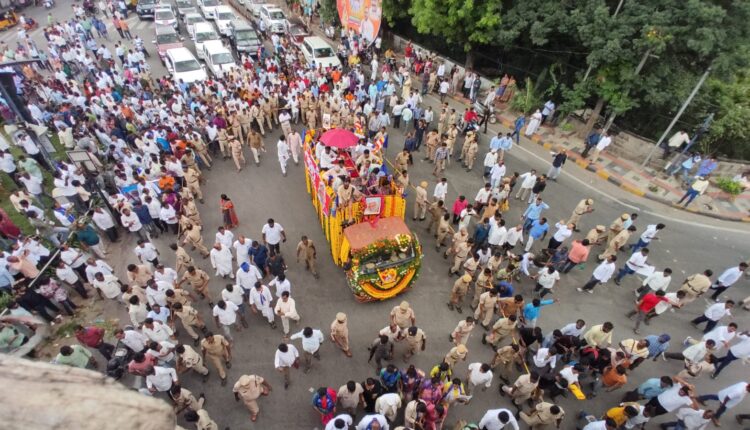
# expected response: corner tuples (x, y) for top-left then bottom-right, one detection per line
(0, 264), (13, 294)
(522, 198), (550, 233)
(623, 375), (673, 402)
(526, 218), (549, 252)
(490, 132), (504, 152)
(630, 334), (670, 369)
(498, 133), (513, 160)
(522, 298), (555, 328)
(511, 115), (525, 144)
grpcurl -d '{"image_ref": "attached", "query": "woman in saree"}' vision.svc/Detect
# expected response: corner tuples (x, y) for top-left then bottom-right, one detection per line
(220, 194), (239, 229)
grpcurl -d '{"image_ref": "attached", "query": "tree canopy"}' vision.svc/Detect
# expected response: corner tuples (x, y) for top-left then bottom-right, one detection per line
(381, 0), (750, 158)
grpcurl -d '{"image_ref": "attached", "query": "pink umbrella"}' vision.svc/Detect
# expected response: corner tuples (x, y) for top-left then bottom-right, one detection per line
(320, 129), (359, 149)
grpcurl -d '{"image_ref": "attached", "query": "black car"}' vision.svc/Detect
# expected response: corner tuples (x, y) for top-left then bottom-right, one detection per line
(229, 20), (261, 57)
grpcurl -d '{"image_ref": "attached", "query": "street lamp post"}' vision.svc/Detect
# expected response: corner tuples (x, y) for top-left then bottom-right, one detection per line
(640, 67), (711, 168)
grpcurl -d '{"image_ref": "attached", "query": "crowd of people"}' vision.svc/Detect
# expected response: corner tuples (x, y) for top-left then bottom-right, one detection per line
(0, 1), (748, 430)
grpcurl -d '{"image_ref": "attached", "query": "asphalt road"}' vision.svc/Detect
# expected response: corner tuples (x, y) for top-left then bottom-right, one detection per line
(10, 2), (750, 429)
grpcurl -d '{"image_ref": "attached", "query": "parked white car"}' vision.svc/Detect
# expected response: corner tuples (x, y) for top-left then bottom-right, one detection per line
(202, 40), (237, 77)
(154, 7), (178, 30)
(259, 4), (287, 34)
(184, 12), (207, 36)
(299, 36), (341, 69)
(244, 0), (265, 17)
(214, 5), (237, 36)
(192, 22), (221, 59)
(197, 0), (221, 19)
(165, 47), (207, 84)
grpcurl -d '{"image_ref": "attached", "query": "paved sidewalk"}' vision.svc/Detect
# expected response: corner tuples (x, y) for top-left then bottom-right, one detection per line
(493, 112), (750, 223)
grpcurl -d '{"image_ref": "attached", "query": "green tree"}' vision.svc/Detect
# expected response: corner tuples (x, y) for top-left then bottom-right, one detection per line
(407, 0), (502, 67)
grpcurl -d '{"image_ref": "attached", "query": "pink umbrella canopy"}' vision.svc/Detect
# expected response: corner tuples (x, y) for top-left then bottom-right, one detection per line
(319, 129), (359, 149)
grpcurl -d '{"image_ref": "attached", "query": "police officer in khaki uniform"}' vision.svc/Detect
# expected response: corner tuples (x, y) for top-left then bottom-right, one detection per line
(519, 401), (565, 429)
(233, 374), (272, 422)
(176, 344), (209, 381)
(200, 333), (232, 386)
(413, 181), (429, 221)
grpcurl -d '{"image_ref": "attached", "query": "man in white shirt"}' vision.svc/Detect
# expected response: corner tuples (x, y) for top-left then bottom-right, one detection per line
(269, 273), (291, 298)
(290, 326), (324, 373)
(236, 262), (262, 299)
(578, 255), (617, 293)
(533, 267), (560, 298)
(629, 223), (665, 253)
(697, 381), (749, 422)
(91, 272), (122, 300)
(145, 365), (178, 393)
(215, 226), (234, 249)
(356, 414), (390, 430)
(120, 208), (147, 241)
(115, 327), (147, 354)
(233, 235), (253, 266)
(274, 291), (299, 335)
(547, 221), (573, 250)
(142, 318), (174, 343)
(692, 323), (738, 352)
(134, 239), (160, 268)
(691, 301), (734, 333)
(515, 170), (537, 201)
(466, 362), (493, 393)
(153, 265), (178, 286)
(325, 414), (353, 430)
(709, 262), (748, 301)
(665, 339), (716, 364)
(210, 243), (234, 278)
(560, 320), (587, 338)
(250, 282), (276, 328)
(261, 218), (286, 255)
(374, 392), (402, 422)
(614, 249), (649, 285)
(274, 343), (299, 389)
(433, 178), (448, 202)
(662, 408), (712, 430)
(636, 268), (672, 299)
(221, 284), (248, 328)
(212, 300), (240, 342)
(489, 160), (506, 189)
(645, 384), (696, 417)
(478, 408), (519, 430)
(91, 207), (118, 242)
(712, 331), (750, 377)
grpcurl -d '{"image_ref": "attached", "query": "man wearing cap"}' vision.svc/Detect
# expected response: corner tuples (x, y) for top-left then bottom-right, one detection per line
(606, 214), (629, 244)
(451, 316), (476, 346)
(586, 225), (607, 246)
(519, 402), (565, 428)
(568, 199), (594, 231)
(413, 181), (429, 221)
(599, 226), (636, 261)
(403, 326), (427, 360)
(448, 274), (473, 313)
(444, 344), (469, 368)
(677, 270), (713, 304)
(330, 312), (352, 357)
(390, 301), (416, 330)
(233, 374), (272, 422)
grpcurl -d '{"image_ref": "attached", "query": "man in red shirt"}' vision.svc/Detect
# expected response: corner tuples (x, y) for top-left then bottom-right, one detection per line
(74, 325), (115, 360)
(625, 291), (668, 334)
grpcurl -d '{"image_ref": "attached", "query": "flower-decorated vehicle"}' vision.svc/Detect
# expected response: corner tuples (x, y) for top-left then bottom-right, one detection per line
(302, 127), (422, 302)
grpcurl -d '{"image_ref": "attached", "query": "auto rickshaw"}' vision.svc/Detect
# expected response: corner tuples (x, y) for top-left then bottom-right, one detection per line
(0, 9), (18, 32)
